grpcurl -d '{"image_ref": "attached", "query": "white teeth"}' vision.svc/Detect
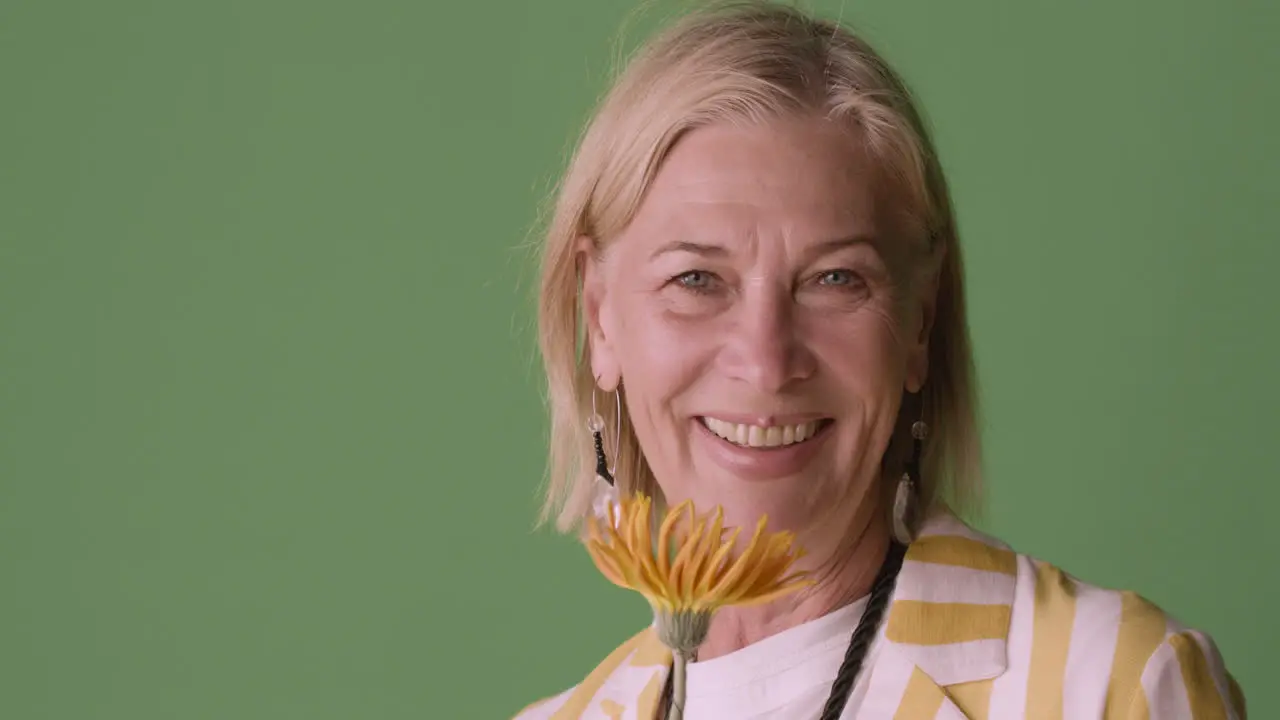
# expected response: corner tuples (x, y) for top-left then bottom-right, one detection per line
(701, 417), (823, 448)
(764, 426), (781, 446)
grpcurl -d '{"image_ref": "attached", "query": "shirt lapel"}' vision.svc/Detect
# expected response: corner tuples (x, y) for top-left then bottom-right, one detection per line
(873, 505), (1019, 716)
(855, 648), (975, 719)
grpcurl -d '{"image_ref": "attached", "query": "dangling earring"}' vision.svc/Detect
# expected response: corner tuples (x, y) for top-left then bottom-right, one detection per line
(588, 384), (621, 521)
(893, 418), (928, 545)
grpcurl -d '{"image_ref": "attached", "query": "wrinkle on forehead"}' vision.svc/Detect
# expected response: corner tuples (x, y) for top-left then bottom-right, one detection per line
(623, 118), (881, 257)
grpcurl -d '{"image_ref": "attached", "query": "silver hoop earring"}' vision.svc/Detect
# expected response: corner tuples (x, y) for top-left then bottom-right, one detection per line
(892, 418), (927, 545)
(588, 385), (621, 520)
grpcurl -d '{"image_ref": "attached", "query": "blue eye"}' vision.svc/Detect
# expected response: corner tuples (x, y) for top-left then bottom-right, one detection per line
(675, 270), (714, 289)
(818, 269), (857, 286)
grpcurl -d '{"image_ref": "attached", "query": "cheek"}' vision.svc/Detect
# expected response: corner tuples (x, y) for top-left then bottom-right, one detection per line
(810, 306), (909, 402)
(611, 302), (710, 489)
(809, 310), (909, 494)
(611, 293), (711, 407)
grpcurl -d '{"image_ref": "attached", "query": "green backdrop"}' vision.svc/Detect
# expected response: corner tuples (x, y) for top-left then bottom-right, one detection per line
(1, 0), (1274, 717)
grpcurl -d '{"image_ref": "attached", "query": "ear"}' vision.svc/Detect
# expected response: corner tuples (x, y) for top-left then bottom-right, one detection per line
(578, 235), (622, 390)
(904, 249), (944, 393)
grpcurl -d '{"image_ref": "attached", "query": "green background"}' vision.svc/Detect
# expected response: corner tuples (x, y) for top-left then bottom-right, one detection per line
(1, 0), (1274, 717)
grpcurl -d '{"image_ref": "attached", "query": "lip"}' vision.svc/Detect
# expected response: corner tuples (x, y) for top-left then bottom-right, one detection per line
(697, 412), (829, 427)
(693, 416), (833, 481)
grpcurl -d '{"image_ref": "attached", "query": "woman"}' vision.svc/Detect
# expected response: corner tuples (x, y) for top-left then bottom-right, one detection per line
(516, 2), (1245, 718)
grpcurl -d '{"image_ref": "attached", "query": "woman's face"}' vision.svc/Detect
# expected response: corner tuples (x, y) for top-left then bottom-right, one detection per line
(583, 115), (935, 533)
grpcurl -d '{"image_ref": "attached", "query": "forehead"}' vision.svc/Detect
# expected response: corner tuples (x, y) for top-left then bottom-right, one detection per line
(627, 116), (880, 241)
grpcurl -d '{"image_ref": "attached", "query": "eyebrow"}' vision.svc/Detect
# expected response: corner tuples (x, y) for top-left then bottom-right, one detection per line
(647, 234), (877, 261)
(808, 234), (878, 257)
(648, 240), (729, 261)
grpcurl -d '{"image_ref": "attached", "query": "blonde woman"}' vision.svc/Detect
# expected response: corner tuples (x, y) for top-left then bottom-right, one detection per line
(516, 2), (1244, 718)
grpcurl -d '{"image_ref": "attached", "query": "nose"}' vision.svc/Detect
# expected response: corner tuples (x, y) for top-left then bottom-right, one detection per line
(721, 283), (817, 392)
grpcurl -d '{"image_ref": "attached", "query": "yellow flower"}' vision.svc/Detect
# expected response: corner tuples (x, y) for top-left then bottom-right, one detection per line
(584, 493), (812, 643)
(584, 493), (812, 719)
(583, 491), (808, 717)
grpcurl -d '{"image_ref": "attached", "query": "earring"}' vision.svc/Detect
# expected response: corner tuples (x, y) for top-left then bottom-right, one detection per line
(588, 385), (621, 521)
(892, 418), (928, 545)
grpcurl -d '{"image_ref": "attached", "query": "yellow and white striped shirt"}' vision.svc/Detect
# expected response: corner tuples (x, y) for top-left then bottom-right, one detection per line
(514, 507), (1245, 719)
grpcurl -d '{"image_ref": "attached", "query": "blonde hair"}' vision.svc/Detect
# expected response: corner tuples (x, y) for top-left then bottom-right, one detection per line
(534, 0), (981, 533)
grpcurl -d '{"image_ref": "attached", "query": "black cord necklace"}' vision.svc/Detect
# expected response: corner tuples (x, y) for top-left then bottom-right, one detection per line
(658, 541), (907, 719)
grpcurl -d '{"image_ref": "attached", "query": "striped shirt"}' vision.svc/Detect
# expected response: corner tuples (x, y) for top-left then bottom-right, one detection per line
(513, 507), (1246, 719)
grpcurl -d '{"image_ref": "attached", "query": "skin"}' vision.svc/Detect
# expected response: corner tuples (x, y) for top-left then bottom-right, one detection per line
(581, 113), (939, 660)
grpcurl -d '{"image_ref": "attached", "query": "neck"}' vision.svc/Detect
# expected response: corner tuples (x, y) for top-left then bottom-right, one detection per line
(694, 510), (891, 661)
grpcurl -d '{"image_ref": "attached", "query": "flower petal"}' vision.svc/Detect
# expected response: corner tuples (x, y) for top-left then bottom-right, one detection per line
(722, 545), (797, 604)
(591, 539), (643, 590)
(631, 497), (677, 605)
(732, 575), (815, 607)
(669, 517), (707, 602)
(694, 525), (742, 599)
(656, 499), (692, 578)
(726, 533), (809, 604)
(583, 495), (810, 619)
(585, 539), (631, 589)
(704, 515), (769, 603)
(680, 506), (723, 604)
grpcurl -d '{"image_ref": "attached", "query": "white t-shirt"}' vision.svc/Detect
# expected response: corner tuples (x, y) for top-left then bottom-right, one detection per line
(681, 597), (877, 719)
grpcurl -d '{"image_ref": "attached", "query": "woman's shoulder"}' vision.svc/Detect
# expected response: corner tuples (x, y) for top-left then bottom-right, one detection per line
(906, 508), (1246, 717)
(510, 626), (671, 720)
(511, 687), (575, 720)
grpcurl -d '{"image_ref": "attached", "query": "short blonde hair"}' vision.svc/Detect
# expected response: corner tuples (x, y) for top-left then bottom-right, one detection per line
(534, 0), (981, 533)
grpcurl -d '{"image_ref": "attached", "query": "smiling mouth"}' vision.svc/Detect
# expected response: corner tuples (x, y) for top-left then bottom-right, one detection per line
(699, 417), (834, 449)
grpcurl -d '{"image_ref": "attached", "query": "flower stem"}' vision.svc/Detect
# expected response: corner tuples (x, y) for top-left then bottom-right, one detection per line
(669, 649), (689, 720)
